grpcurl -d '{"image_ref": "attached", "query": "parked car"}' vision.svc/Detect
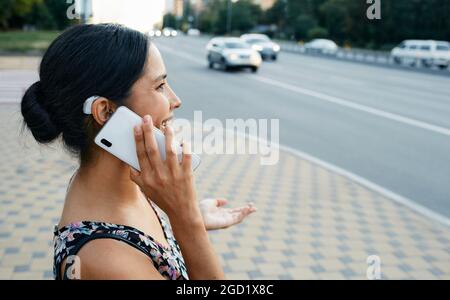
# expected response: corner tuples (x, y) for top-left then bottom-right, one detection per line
(206, 37), (262, 72)
(187, 28), (201, 36)
(391, 40), (450, 69)
(304, 39), (339, 55)
(240, 33), (280, 60)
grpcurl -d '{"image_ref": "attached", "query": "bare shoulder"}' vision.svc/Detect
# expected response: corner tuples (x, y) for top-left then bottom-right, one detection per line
(65, 238), (165, 280)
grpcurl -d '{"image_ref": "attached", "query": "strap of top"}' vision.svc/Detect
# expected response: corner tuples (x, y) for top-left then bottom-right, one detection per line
(59, 232), (154, 280)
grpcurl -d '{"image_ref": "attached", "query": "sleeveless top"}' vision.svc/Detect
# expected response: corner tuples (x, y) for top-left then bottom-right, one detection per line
(53, 202), (189, 280)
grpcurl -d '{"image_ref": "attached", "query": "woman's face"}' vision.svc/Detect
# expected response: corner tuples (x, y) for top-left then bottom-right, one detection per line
(126, 43), (181, 130)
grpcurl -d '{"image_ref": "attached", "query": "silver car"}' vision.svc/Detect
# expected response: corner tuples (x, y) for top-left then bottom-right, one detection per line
(206, 37), (262, 72)
(241, 34), (280, 60)
(304, 39), (339, 55)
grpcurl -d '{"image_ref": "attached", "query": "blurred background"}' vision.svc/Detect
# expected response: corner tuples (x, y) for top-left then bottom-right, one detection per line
(1, 0), (450, 50)
(0, 0), (449, 280)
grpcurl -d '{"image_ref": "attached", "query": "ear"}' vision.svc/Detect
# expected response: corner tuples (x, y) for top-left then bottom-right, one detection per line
(91, 97), (115, 125)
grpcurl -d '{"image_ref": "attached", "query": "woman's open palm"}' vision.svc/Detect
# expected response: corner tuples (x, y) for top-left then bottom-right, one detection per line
(200, 199), (257, 231)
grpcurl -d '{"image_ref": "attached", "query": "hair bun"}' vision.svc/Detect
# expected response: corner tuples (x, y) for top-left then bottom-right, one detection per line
(21, 81), (61, 143)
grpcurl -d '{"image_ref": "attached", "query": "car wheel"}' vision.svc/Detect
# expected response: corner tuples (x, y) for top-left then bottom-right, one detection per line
(393, 57), (402, 65)
(208, 61), (214, 69)
(438, 64), (448, 70)
(251, 67), (258, 73)
(421, 59), (432, 68)
(221, 58), (230, 71)
(272, 55), (277, 61)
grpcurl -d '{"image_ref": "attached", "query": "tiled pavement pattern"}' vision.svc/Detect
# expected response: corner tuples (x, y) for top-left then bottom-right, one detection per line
(0, 60), (449, 280)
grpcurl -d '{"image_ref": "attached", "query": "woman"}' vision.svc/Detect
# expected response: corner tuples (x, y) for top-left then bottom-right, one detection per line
(21, 24), (256, 280)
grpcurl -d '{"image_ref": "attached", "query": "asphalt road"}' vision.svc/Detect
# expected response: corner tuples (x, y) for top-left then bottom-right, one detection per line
(153, 36), (450, 219)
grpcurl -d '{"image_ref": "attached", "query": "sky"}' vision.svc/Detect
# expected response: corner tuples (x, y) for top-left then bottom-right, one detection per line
(90, 0), (166, 32)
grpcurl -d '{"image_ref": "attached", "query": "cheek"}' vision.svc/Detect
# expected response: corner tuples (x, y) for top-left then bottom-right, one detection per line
(128, 93), (170, 122)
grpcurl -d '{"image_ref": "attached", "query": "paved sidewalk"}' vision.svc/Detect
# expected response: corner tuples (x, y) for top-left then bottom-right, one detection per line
(0, 60), (449, 280)
(0, 56), (41, 71)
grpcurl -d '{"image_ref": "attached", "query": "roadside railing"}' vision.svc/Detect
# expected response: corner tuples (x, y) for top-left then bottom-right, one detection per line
(276, 40), (450, 74)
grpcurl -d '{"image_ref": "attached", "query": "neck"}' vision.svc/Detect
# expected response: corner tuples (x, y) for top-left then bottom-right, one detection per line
(73, 151), (143, 208)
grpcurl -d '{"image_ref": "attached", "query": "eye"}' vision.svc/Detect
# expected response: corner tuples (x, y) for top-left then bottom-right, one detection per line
(157, 82), (166, 91)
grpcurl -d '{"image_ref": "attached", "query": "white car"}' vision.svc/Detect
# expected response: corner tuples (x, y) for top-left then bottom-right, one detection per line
(304, 39), (339, 55)
(206, 37), (262, 72)
(391, 40), (450, 69)
(149, 29), (162, 38)
(240, 33), (280, 60)
(187, 28), (201, 36)
(162, 27), (178, 37)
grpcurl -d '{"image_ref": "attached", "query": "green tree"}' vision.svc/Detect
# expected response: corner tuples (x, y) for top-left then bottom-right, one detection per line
(44, 0), (72, 29)
(0, 0), (15, 29)
(163, 13), (177, 29)
(307, 26), (328, 39)
(293, 14), (317, 40)
(197, 0), (261, 35)
(26, 1), (56, 29)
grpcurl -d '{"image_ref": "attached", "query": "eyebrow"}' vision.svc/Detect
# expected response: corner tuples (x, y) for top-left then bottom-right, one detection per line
(153, 74), (167, 82)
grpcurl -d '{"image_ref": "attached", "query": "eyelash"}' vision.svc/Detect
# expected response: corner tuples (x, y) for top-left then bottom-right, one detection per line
(157, 83), (166, 91)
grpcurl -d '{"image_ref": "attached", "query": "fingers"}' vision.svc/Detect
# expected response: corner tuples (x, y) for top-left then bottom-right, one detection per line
(130, 167), (143, 185)
(230, 205), (253, 213)
(181, 140), (192, 172)
(134, 124), (152, 173)
(230, 205), (257, 224)
(164, 125), (178, 170)
(238, 207), (255, 219)
(142, 115), (163, 170)
(216, 199), (228, 207)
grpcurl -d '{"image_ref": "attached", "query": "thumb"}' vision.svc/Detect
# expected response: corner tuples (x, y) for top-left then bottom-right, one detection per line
(130, 168), (142, 183)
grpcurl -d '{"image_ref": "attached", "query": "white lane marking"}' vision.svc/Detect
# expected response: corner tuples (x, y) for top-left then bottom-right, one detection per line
(252, 75), (450, 137)
(158, 43), (450, 227)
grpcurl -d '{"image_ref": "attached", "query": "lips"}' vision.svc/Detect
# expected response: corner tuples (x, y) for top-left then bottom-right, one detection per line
(159, 115), (174, 130)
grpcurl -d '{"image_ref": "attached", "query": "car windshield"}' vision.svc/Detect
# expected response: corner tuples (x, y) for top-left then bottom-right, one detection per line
(436, 44), (450, 51)
(246, 38), (269, 44)
(313, 40), (329, 45)
(224, 42), (249, 49)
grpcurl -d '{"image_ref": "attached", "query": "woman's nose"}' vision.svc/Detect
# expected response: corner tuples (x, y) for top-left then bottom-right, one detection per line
(170, 96), (181, 110)
(168, 87), (182, 110)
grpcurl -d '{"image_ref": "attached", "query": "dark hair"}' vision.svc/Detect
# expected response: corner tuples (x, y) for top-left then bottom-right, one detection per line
(21, 23), (149, 164)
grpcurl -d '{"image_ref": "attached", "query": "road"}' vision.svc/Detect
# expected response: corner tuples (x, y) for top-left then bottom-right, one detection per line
(153, 36), (450, 218)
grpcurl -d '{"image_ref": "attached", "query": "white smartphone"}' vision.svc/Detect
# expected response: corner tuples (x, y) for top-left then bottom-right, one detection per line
(94, 106), (201, 171)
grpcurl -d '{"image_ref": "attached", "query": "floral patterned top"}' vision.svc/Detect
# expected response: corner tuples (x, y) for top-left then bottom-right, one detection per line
(53, 203), (189, 280)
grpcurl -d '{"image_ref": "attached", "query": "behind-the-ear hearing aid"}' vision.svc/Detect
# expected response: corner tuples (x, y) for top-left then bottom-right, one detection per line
(84, 96), (114, 117)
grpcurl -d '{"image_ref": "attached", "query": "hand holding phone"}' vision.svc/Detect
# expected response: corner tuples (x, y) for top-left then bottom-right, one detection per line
(130, 114), (201, 222)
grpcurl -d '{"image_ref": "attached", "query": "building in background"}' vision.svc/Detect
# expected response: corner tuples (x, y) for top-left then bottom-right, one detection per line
(173, 0), (184, 17)
(165, 0), (184, 16)
(191, 0), (206, 13)
(253, 0), (275, 10)
(86, 0), (165, 32)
